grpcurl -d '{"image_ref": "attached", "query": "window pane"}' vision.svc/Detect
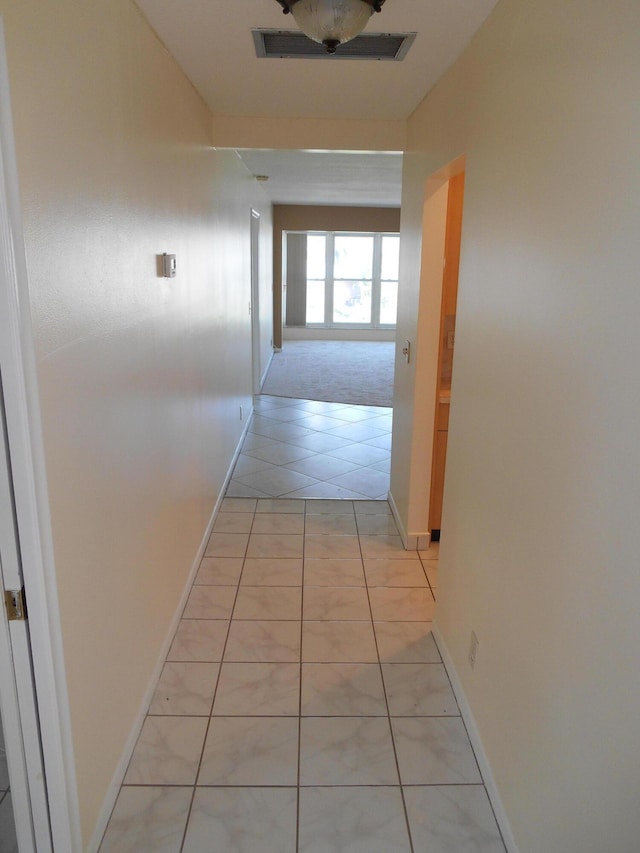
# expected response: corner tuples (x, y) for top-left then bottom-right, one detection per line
(380, 281), (398, 325)
(381, 235), (400, 280)
(306, 280), (325, 324)
(333, 280), (372, 324)
(307, 235), (326, 279)
(334, 236), (374, 279)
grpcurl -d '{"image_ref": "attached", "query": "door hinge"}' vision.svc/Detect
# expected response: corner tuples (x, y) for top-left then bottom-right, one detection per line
(4, 588), (27, 621)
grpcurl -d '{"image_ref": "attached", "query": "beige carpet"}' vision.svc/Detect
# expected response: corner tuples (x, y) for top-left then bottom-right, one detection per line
(261, 340), (395, 407)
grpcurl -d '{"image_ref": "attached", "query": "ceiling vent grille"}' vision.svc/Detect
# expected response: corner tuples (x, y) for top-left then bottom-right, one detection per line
(253, 29), (415, 61)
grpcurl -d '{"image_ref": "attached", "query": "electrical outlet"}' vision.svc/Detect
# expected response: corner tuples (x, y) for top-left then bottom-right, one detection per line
(469, 631), (479, 669)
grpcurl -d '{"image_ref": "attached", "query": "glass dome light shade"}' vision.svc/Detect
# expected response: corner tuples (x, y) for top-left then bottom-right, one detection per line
(290, 0), (374, 47)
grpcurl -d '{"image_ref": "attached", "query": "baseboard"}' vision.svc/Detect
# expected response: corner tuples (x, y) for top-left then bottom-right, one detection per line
(416, 533), (431, 549)
(87, 417), (252, 852)
(387, 489), (407, 546)
(431, 625), (520, 853)
(283, 327), (395, 342)
(259, 350), (274, 392)
(387, 490), (429, 551)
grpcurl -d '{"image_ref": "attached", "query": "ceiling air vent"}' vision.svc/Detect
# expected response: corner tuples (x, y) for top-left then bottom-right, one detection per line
(253, 29), (415, 61)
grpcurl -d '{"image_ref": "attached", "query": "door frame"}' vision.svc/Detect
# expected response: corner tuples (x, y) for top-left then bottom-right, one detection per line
(250, 208), (261, 394)
(0, 376), (50, 851)
(0, 18), (80, 851)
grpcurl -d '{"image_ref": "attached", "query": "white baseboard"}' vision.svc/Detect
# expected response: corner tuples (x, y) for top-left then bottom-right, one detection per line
(87, 417), (252, 852)
(259, 350), (274, 392)
(387, 489), (410, 548)
(416, 533), (431, 550)
(283, 327), (395, 342)
(431, 625), (520, 853)
(387, 490), (427, 551)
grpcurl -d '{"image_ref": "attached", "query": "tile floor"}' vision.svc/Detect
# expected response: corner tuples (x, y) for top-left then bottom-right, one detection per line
(226, 396), (392, 500)
(100, 498), (505, 852)
(0, 718), (17, 853)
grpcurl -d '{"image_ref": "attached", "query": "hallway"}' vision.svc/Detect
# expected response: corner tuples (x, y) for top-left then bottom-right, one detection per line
(100, 494), (505, 851)
(227, 395), (392, 501)
(0, 1), (632, 848)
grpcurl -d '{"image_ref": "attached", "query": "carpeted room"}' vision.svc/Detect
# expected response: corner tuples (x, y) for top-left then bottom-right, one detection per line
(260, 339), (395, 408)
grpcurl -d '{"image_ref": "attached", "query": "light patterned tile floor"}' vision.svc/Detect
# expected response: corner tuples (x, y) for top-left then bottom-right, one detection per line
(226, 396), (393, 500)
(0, 718), (16, 853)
(100, 499), (505, 852)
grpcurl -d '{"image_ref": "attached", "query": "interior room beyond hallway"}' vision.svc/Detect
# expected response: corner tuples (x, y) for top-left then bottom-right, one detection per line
(227, 396), (392, 501)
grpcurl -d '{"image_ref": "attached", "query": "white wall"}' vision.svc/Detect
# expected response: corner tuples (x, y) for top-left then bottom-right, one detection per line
(399, 1), (640, 850)
(212, 115), (406, 152)
(0, 0), (271, 843)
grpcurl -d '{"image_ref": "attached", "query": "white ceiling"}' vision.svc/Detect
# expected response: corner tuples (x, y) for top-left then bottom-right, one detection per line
(135, 0), (497, 205)
(236, 149), (403, 206)
(136, 0), (497, 122)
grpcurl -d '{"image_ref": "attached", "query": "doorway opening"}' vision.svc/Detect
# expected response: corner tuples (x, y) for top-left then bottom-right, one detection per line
(228, 158), (402, 502)
(250, 209), (262, 396)
(228, 212), (399, 501)
(428, 171), (465, 541)
(394, 157), (465, 548)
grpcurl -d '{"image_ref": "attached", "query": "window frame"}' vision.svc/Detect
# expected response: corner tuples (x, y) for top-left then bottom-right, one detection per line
(285, 229), (399, 331)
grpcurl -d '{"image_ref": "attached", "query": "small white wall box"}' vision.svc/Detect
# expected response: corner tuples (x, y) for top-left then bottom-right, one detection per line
(162, 253), (177, 278)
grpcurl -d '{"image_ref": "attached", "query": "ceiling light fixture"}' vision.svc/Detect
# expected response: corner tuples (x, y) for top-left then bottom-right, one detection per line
(275, 0), (386, 54)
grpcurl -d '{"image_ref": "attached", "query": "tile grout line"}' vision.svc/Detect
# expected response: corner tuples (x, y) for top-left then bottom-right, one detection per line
(295, 501), (308, 853)
(356, 511), (416, 853)
(418, 553), (437, 600)
(177, 503), (257, 853)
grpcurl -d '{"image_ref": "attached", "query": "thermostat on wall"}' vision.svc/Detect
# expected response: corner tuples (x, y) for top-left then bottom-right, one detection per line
(162, 253), (177, 278)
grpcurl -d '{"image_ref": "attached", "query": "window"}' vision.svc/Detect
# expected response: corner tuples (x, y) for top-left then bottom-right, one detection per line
(305, 234), (326, 324)
(380, 235), (399, 326)
(294, 231), (399, 329)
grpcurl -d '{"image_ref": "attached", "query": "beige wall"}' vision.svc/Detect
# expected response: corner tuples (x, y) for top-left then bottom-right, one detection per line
(273, 205), (401, 348)
(0, 0), (272, 843)
(399, 0), (640, 850)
